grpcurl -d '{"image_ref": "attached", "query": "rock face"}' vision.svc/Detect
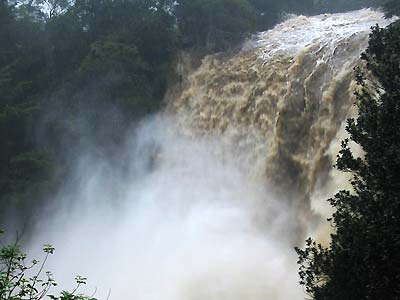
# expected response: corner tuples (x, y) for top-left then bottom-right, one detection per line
(167, 9), (393, 234)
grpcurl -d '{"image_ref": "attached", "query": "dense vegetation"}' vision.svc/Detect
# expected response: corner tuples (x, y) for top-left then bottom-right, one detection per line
(384, 0), (400, 17)
(176, 0), (256, 51)
(313, 0), (390, 13)
(296, 11), (400, 300)
(0, 0), (397, 224)
(0, 0), (180, 222)
(1, 0), (399, 298)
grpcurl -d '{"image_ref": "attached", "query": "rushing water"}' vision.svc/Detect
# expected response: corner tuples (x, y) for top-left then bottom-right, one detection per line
(28, 9), (394, 300)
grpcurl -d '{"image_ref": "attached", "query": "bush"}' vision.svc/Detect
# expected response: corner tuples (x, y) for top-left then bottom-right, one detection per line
(0, 230), (94, 300)
(295, 21), (400, 300)
(176, 0), (256, 52)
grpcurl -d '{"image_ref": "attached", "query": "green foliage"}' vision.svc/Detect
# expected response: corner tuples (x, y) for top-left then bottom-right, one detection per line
(79, 41), (148, 79)
(246, 0), (282, 30)
(0, 2), (55, 214)
(0, 232), (93, 300)
(0, 0), (179, 216)
(1, 0), (396, 225)
(313, 0), (389, 13)
(78, 40), (155, 117)
(37, 0), (71, 19)
(384, 0), (400, 17)
(295, 22), (400, 300)
(176, 0), (256, 51)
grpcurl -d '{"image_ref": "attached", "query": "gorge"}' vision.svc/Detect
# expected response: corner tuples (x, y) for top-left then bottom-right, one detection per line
(26, 9), (395, 300)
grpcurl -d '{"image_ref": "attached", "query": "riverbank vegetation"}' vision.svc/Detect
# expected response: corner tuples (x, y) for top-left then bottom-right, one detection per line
(1, 1), (395, 224)
(296, 11), (400, 300)
(1, 0), (400, 299)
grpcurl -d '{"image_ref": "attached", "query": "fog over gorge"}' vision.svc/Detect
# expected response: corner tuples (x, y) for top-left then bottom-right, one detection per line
(21, 8), (395, 300)
(29, 116), (300, 300)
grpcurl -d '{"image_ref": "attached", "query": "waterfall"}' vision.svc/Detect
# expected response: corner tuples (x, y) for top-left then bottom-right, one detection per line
(168, 8), (394, 241)
(27, 9), (394, 300)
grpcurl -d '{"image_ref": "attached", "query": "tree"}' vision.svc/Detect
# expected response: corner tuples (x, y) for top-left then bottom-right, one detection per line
(175, 0), (256, 52)
(0, 230), (93, 300)
(247, 0), (282, 30)
(78, 39), (154, 117)
(295, 20), (400, 300)
(37, 0), (71, 19)
(312, 0), (391, 13)
(0, 0), (56, 217)
(384, 0), (400, 18)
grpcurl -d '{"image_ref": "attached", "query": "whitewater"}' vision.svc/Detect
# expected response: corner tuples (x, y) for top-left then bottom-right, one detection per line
(27, 9), (394, 300)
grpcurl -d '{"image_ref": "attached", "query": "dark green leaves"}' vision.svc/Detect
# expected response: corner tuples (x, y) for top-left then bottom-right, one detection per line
(176, 0), (256, 52)
(296, 17), (400, 300)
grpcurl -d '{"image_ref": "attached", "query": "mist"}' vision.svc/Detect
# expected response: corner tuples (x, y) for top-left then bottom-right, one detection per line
(2, 2), (397, 299)
(27, 115), (302, 300)
(20, 9), (396, 300)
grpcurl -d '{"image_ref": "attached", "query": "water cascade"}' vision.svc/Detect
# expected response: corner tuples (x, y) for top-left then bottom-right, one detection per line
(28, 9), (393, 300)
(168, 8), (394, 240)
